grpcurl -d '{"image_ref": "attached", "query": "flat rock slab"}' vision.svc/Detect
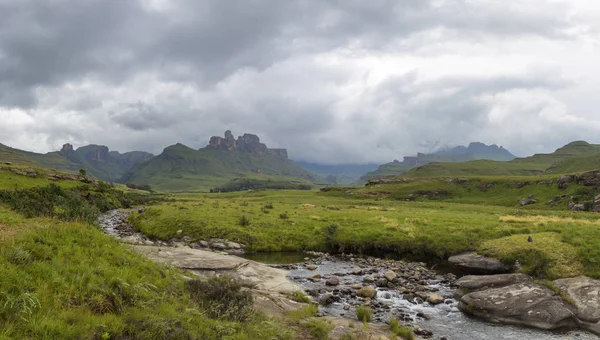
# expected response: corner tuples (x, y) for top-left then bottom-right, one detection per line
(448, 252), (511, 274)
(131, 245), (300, 293)
(459, 282), (578, 331)
(457, 273), (532, 291)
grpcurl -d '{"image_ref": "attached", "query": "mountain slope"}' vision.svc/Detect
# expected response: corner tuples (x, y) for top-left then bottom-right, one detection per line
(357, 142), (516, 183)
(122, 131), (326, 192)
(403, 141), (600, 178)
(0, 143), (153, 182)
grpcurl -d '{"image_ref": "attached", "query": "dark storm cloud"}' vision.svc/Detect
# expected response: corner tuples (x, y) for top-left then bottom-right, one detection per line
(0, 0), (596, 162)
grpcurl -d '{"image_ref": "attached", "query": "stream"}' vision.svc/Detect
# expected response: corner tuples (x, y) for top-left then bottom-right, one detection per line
(97, 210), (597, 340)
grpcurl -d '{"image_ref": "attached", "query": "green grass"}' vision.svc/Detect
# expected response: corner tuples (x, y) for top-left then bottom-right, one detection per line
(0, 214), (292, 339)
(389, 318), (415, 340)
(356, 305), (373, 323)
(130, 189), (600, 279)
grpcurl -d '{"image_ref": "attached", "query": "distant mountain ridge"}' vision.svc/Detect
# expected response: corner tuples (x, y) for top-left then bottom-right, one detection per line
(295, 162), (379, 185)
(357, 142), (516, 183)
(120, 131), (325, 192)
(0, 142), (153, 182)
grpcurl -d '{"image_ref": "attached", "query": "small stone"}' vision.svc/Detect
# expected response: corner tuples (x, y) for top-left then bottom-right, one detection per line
(358, 286), (377, 298)
(384, 270), (397, 281)
(227, 242), (241, 249)
(363, 275), (375, 283)
(312, 274), (322, 279)
(326, 277), (340, 286)
(351, 267), (363, 275)
(351, 284), (362, 289)
(306, 264), (318, 271)
(343, 305), (351, 310)
(319, 293), (334, 305)
(176, 229), (183, 234)
(211, 242), (226, 250)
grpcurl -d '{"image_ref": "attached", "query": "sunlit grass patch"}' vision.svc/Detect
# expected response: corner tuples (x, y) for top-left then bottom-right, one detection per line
(500, 215), (600, 226)
(479, 232), (583, 279)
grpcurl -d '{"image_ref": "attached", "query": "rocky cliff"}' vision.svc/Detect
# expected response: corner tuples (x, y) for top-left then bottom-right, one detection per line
(208, 130), (287, 159)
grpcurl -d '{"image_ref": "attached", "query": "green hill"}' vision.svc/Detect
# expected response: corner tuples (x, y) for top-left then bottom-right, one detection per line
(357, 142), (516, 184)
(402, 141), (600, 178)
(0, 143), (153, 182)
(121, 131), (326, 192)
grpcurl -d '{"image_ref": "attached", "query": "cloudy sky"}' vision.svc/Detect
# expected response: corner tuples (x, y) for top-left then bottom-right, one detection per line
(1, 0), (600, 164)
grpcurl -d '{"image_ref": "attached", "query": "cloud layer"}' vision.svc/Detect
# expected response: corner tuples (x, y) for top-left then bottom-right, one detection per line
(2, 0), (600, 163)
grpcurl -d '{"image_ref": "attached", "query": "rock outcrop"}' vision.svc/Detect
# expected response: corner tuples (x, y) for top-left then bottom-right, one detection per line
(208, 130), (288, 159)
(448, 252), (512, 274)
(456, 273), (600, 335)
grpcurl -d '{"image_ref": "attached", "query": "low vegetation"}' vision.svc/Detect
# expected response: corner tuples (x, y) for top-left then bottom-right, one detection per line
(389, 318), (415, 340)
(356, 305), (373, 323)
(130, 188), (600, 279)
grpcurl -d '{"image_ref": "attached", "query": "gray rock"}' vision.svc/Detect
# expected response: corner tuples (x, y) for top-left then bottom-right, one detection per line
(554, 276), (600, 324)
(520, 198), (537, 206)
(199, 240), (210, 248)
(351, 267), (363, 275)
(456, 273), (531, 297)
(227, 242), (242, 249)
(306, 264), (318, 271)
(459, 282), (578, 331)
(319, 293), (334, 305)
(448, 252), (511, 274)
(569, 202), (586, 211)
(326, 277), (340, 286)
(211, 242), (226, 250)
(363, 275), (375, 283)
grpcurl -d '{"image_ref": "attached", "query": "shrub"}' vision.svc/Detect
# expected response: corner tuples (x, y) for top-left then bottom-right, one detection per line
(356, 305), (372, 323)
(389, 318), (415, 340)
(304, 319), (334, 340)
(185, 277), (253, 322)
(238, 215), (251, 226)
(279, 212), (289, 220)
(264, 203), (274, 209)
(287, 291), (311, 304)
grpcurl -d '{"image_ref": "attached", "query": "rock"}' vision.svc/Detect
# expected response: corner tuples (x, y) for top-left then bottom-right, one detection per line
(363, 275), (375, 283)
(351, 284), (362, 289)
(384, 270), (397, 282)
(343, 305), (351, 310)
(569, 202), (586, 211)
(554, 276), (600, 328)
(459, 282), (578, 331)
(312, 274), (322, 279)
(306, 264), (318, 271)
(211, 243), (226, 250)
(358, 286), (377, 299)
(181, 236), (193, 243)
(319, 293), (335, 305)
(520, 198), (537, 206)
(227, 242), (241, 249)
(199, 240), (210, 248)
(326, 277), (340, 286)
(456, 273), (532, 292)
(4, 162), (12, 165)
(448, 252), (511, 274)
(351, 267), (363, 275)
(376, 278), (388, 287)
(427, 293), (445, 305)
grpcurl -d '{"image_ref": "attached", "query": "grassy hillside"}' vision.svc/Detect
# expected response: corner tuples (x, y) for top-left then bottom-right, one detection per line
(402, 141), (600, 178)
(0, 143), (153, 183)
(0, 169), (293, 339)
(122, 144), (326, 192)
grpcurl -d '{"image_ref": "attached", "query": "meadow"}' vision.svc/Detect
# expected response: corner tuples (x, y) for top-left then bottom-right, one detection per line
(130, 189), (600, 279)
(0, 168), (295, 340)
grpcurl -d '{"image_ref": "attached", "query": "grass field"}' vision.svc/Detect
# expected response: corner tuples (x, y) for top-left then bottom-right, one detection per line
(0, 169), (297, 339)
(131, 189), (600, 280)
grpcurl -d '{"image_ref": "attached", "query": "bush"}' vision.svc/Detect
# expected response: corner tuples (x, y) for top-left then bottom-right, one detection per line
(185, 277), (253, 322)
(304, 319), (334, 340)
(264, 203), (274, 209)
(239, 215), (251, 226)
(279, 212), (289, 220)
(389, 318), (415, 339)
(356, 305), (372, 323)
(287, 291), (311, 304)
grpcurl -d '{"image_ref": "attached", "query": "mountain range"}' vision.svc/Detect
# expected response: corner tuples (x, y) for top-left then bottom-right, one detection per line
(357, 142), (515, 184)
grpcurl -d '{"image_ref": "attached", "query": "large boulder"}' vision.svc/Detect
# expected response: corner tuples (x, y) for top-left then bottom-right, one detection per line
(358, 286), (377, 298)
(448, 252), (512, 274)
(455, 273), (531, 298)
(459, 282), (578, 331)
(554, 276), (600, 333)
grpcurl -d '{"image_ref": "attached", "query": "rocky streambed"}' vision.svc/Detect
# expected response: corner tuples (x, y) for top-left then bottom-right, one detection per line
(98, 210), (600, 339)
(283, 255), (599, 339)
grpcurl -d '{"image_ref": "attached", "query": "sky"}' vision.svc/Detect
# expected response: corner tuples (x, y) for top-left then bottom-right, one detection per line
(1, 0), (600, 164)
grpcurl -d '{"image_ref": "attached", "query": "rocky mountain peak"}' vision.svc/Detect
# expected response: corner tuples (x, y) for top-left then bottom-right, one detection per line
(208, 130), (288, 159)
(61, 143), (74, 154)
